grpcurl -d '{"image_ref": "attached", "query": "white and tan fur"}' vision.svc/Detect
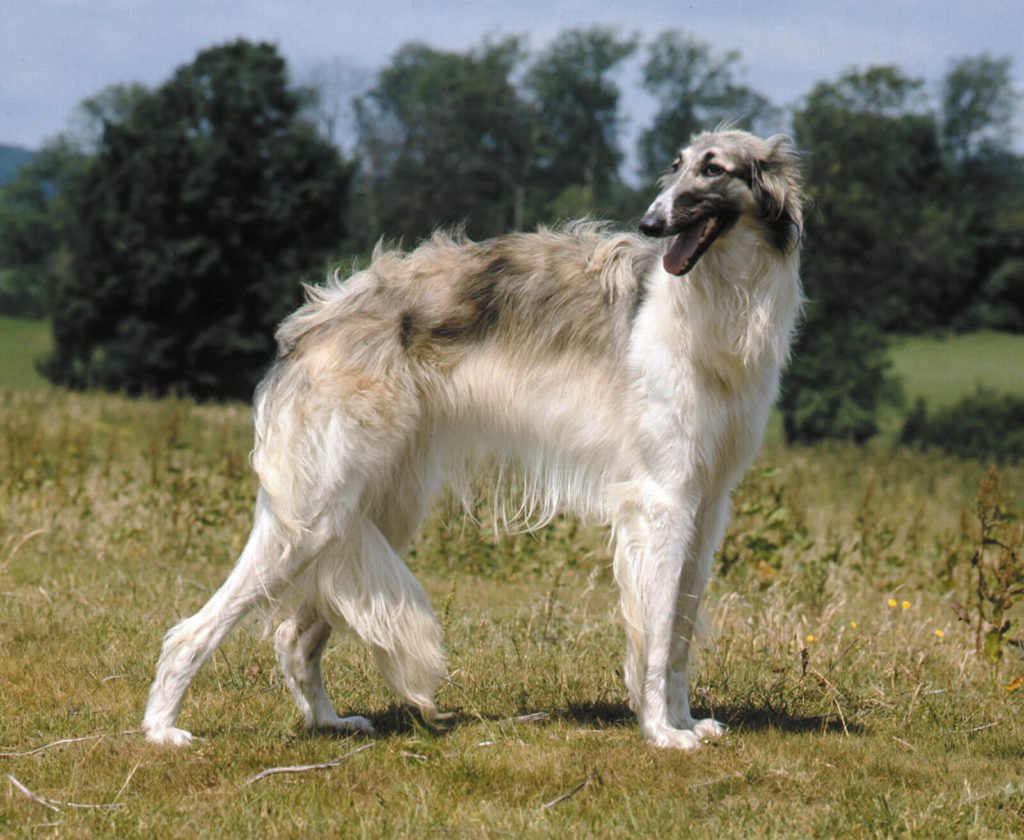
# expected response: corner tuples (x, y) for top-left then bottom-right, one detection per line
(143, 130), (804, 750)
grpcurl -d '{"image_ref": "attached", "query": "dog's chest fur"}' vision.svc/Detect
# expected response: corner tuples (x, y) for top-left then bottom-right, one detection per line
(626, 269), (783, 496)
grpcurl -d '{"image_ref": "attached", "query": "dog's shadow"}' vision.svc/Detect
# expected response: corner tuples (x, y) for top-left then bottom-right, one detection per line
(701, 702), (863, 736)
(303, 700), (860, 741)
(554, 701), (862, 737)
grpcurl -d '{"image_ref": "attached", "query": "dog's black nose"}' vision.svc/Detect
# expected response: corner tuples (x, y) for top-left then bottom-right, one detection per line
(638, 214), (665, 237)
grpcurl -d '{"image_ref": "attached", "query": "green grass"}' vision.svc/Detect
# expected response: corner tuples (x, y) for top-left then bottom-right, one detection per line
(0, 318), (51, 389)
(1, 389), (1023, 837)
(889, 331), (1024, 408)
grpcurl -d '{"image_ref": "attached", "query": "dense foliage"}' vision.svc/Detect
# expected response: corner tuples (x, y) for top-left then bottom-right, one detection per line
(353, 38), (533, 239)
(0, 33), (1020, 432)
(0, 140), (84, 317)
(901, 390), (1024, 462)
(39, 42), (352, 399)
(779, 59), (1022, 442)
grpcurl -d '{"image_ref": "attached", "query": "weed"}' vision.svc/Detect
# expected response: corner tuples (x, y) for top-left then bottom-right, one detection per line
(952, 466), (1024, 668)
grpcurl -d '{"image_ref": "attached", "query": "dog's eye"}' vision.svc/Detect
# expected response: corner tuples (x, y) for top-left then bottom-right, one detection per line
(670, 157), (682, 173)
(703, 162), (725, 177)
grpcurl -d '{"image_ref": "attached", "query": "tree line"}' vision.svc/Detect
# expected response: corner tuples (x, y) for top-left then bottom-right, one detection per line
(0, 32), (1020, 440)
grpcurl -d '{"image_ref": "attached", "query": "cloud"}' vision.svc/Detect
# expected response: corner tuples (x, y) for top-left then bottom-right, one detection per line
(1, 0), (1021, 148)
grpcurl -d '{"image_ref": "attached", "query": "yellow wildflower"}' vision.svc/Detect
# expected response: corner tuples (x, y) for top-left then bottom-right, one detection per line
(901, 600), (911, 610)
(934, 629), (944, 638)
(887, 599), (897, 608)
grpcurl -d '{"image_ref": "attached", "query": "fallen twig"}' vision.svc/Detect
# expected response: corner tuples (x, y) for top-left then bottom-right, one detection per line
(688, 771), (743, 789)
(0, 730), (139, 758)
(540, 776), (593, 811)
(402, 751), (428, 762)
(7, 775), (59, 813)
(6, 774), (121, 812)
(245, 742), (374, 785)
(955, 721), (999, 734)
(891, 736), (916, 751)
(511, 712), (550, 724)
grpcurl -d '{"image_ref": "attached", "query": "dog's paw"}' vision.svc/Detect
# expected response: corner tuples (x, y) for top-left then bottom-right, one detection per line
(692, 717), (726, 741)
(642, 723), (704, 751)
(668, 713), (727, 741)
(144, 726), (195, 747)
(317, 714), (375, 735)
(418, 705), (456, 730)
(688, 717), (729, 741)
(427, 711), (456, 730)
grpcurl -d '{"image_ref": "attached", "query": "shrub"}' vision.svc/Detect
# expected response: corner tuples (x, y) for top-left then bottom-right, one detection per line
(780, 316), (900, 444)
(900, 389), (1024, 462)
(957, 258), (1024, 333)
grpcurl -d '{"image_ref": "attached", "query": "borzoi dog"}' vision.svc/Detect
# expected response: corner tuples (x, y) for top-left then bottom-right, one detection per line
(143, 130), (804, 750)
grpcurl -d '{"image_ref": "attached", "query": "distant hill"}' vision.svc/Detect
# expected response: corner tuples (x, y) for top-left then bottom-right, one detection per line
(0, 144), (37, 187)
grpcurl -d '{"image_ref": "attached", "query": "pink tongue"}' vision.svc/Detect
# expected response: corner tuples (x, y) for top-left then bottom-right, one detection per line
(662, 224), (703, 275)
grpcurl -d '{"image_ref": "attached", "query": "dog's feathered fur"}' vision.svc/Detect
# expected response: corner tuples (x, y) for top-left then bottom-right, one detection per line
(143, 130), (804, 750)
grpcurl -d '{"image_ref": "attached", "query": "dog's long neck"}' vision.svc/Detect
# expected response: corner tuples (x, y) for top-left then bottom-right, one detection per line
(652, 222), (803, 385)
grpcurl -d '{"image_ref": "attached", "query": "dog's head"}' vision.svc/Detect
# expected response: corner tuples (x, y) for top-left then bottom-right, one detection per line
(639, 131), (803, 276)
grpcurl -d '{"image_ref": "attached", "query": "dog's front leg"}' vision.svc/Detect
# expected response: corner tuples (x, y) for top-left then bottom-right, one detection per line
(665, 494), (730, 740)
(613, 492), (707, 750)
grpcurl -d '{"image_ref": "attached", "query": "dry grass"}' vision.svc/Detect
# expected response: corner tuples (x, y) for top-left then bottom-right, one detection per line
(2, 386), (1023, 838)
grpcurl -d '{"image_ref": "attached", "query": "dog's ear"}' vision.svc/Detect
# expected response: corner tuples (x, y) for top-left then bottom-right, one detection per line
(751, 134), (804, 252)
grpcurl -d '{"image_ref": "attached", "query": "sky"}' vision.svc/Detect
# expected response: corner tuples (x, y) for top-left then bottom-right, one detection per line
(2, 0), (1022, 168)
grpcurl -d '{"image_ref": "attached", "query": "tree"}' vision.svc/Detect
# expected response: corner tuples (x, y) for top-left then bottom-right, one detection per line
(940, 55), (1024, 331)
(781, 67), (942, 442)
(637, 30), (777, 182)
(0, 86), (145, 318)
(0, 137), (86, 317)
(523, 27), (638, 216)
(779, 315), (898, 444)
(66, 83), (150, 153)
(793, 66), (962, 329)
(351, 39), (532, 245)
(940, 54), (1017, 165)
(44, 41), (352, 399)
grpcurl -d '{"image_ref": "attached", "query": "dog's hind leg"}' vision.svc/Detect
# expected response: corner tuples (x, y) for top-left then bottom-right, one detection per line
(275, 451), (443, 734)
(143, 491), (306, 746)
(274, 601), (375, 735)
(314, 513), (447, 726)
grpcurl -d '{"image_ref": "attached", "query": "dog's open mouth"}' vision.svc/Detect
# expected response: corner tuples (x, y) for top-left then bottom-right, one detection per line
(663, 217), (723, 276)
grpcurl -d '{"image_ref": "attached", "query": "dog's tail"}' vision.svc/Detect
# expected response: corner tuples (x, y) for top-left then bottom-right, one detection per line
(307, 514), (447, 720)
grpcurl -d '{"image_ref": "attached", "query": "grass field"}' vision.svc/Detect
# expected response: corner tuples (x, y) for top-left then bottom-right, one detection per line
(1, 388), (1023, 836)
(0, 318), (51, 390)
(889, 331), (1024, 408)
